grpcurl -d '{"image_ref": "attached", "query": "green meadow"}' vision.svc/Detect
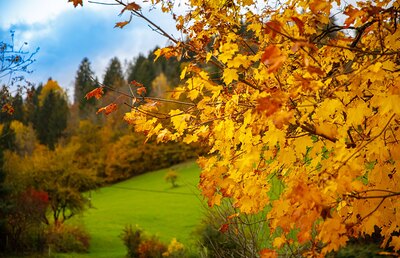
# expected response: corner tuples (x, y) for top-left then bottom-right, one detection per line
(59, 161), (204, 258)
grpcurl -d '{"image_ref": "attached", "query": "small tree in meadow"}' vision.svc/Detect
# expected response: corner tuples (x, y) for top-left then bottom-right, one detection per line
(164, 170), (179, 188)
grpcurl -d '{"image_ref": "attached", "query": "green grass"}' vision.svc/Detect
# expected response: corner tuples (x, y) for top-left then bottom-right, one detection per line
(58, 161), (204, 258)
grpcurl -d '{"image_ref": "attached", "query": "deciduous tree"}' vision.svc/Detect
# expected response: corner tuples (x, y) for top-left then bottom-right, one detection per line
(71, 0), (400, 255)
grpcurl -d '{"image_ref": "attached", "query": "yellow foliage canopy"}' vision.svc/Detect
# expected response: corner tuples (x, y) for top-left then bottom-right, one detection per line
(72, 0), (400, 255)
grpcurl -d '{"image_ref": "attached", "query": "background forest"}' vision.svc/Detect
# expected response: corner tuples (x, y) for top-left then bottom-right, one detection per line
(0, 47), (202, 254)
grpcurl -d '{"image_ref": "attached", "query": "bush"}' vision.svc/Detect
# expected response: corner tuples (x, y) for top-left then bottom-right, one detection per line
(121, 224), (169, 258)
(46, 224), (90, 253)
(164, 170), (179, 188)
(137, 237), (167, 258)
(163, 238), (185, 257)
(195, 200), (269, 258)
(121, 225), (144, 258)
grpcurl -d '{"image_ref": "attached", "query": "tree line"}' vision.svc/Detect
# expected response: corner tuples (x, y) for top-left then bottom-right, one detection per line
(0, 49), (199, 254)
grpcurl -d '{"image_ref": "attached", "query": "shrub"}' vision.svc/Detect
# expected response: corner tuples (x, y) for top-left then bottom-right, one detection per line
(164, 170), (179, 188)
(195, 200), (269, 257)
(121, 225), (144, 258)
(137, 236), (167, 258)
(46, 224), (90, 253)
(121, 224), (168, 258)
(162, 238), (185, 257)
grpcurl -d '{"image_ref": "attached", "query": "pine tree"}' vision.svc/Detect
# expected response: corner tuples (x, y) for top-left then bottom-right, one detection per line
(74, 58), (97, 119)
(35, 79), (69, 150)
(126, 54), (155, 95)
(103, 57), (125, 88)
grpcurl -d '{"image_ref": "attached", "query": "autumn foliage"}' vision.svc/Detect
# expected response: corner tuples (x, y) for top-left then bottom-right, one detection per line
(71, 0), (400, 255)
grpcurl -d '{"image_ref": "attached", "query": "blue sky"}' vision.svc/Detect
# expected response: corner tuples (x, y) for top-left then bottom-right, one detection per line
(0, 0), (178, 99)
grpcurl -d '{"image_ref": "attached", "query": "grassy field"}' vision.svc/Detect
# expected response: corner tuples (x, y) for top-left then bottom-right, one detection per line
(59, 161), (204, 258)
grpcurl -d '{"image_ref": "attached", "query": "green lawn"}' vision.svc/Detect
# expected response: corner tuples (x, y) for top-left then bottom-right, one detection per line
(59, 161), (204, 258)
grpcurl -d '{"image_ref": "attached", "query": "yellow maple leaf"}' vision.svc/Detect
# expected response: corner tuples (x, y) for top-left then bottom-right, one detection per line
(223, 68), (239, 85)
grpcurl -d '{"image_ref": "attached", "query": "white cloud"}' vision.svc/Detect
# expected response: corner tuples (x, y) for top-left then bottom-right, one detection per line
(0, 0), (70, 29)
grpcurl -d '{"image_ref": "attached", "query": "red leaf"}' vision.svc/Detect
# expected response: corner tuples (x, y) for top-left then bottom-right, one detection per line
(85, 87), (104, 100)
(96, 103), (118, 115)
(219, 223), (230, 233)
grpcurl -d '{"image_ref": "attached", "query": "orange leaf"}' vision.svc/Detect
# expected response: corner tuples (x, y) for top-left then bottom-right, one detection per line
(120, 2), (141, 15)
(68, 0), (83, 7)
(85, 87), (104, 100)
(343, 6), (363, 27)
(256, 96), (282, 116)
(265, 20), (281, 38)
(130, 80), (144, 87)
(137, 87), (147, 95)
(261, 45), (286, 73)
(227, 213), (239, 220)
(115, 20), (130, 29)
(96, 103), (117, 115)
(259, 248), (278, 258)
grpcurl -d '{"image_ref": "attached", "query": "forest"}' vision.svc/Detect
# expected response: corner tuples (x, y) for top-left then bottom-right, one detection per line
(1, 0), (400, 257)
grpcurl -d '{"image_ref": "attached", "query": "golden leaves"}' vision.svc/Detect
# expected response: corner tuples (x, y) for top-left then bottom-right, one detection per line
(75, 0), (400, 255)
(309, 0), (330, 15)
(222, 68), (238, 85)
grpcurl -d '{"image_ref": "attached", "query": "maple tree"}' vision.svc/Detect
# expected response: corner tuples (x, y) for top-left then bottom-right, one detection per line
(71, 0), (400, 255)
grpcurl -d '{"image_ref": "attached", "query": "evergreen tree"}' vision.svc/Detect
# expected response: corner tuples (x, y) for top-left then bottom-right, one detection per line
(0, 89), (24, 124)
(74, 58), (97, 119)
(24, 84), (42, 127)
(126, 54), (155, 95)
(103, 57), (125, 88)
(10, 93), (24, 123)
(126, 49), (181, 96)
(35, 80), (69, 150)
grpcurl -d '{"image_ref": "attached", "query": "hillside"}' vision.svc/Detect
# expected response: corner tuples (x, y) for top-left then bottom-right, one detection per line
(65, 161), (203, 258)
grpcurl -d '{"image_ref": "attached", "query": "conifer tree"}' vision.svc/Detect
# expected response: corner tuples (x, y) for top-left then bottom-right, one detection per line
(74, 58), (97, 119)
(35, 79), (68, 150)
(103, 57), (125, 88)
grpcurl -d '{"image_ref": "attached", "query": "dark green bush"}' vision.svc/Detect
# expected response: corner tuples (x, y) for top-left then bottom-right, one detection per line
(46, 224), (90, 253)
